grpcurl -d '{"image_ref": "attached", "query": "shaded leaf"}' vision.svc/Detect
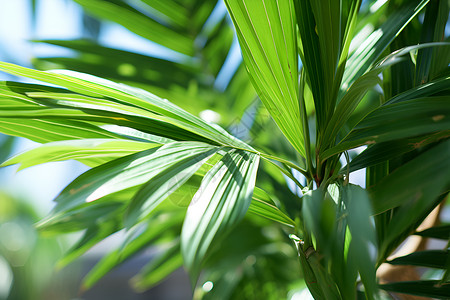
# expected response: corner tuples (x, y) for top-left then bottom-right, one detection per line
(57, 220), (121, 269)
(346, 130), (450, 173)
(369, 139), (450, 214)
(73, 0), (194, 56)
(380, 280), (450, 299)
(38, 200), (125, 234)
(323, 96), (450, 160)
(387, 250), (449, 269)
(342, 184), (378, 299)
(33, 39), (199, 88)
(131, 241), (183, 291)
(82, 211), (183, 290)
(415, 224), (450, 240)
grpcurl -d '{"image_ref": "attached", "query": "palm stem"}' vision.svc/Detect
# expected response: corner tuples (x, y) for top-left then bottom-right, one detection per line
(299, 69), (315, 182)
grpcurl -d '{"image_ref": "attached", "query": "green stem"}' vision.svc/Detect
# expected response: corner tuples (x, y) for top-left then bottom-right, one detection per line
(228, 145), (308, 178)
(299, 69), (315, 180)
(260, 153), (308, 178)
(261, 156), (305, 189)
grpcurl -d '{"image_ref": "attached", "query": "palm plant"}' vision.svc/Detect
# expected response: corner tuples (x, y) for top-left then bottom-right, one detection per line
(1, 0), (449, 299)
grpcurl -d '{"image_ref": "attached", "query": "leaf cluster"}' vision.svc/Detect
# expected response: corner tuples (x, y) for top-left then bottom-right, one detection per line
(0, 0), (449, 299)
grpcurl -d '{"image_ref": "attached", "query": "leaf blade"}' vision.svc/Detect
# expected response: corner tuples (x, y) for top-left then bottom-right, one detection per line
(181, 150), (260, 283)
(225, 0), (304, 156)
(248, 187), (296, 227)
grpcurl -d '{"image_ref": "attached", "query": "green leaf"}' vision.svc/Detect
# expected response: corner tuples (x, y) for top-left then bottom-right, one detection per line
(2, 139), (156, 169)
(379, 280), (450, 299)
(0, 62), (250, 150)
(302, 0), (360, 129)
(0, 135), (15, 164)
(73, 0), (194, 56)
(293, 0), (325, 129)
(322, 44), (447, 153)
(163, 153), (224, 209)
(124, 147), (219, 227)
(181, 150), (260, 284)
(342, 0), (431, 88)
(23, 91), (224, 146)
(342, 184), (377, 299)
(260, 156), (305, 189)
(57, 220), (121, 269)
(441, 252), (450, 284)
(301, 251), (342, 300)
(415, 224), (450, 240)
(82, 211), (184, 290)
(33, 39), (199, 89)
(297, 247), (325, 300)
(321, 43), (450, 159)
(225, 0), (304, 157)
(248, 187), (295, 227)
(414, 0), (449, 85)
(51, 142), (216, 213)
(345, 130), (450, 173)
(321, 65), (382, 151)
(0, 106), (214, 145)
(370, 140), (450, 260)
(140, 0), (189, 28)
(429, 0), (450, 80)
(131, 241), (183, 291)
(387, 75), (450, 105)
(37, 199), (125, 234)
(0, 118), (119, 144)
(302, 187), (336, 256)
(387, 250), (449, 269)
(0, 82), (120, 143)
(202, 18), (235, 78)
(302, 183), (378, 299)
(100, 125), (175, 144)
(369, 139), (450, 214)
(308, 0), (341, 100)
(322, 96), (450, 160)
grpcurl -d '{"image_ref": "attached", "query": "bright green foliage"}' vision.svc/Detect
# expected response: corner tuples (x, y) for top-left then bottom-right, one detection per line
(0, 0), (449, 299)
(225, 0), (304, 156)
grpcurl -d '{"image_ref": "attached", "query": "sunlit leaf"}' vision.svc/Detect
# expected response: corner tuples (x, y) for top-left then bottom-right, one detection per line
(342, 0), (430, 88)
(225, 0), (304, 157)
(51, 142), (216, 213)
(2, 138), (156, 169)
(181, 150), (260, 283)
(124, 146), (218, 227)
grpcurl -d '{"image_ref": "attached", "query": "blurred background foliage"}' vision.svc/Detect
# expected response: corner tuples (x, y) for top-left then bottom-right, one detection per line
(0, 136), (78, 300)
